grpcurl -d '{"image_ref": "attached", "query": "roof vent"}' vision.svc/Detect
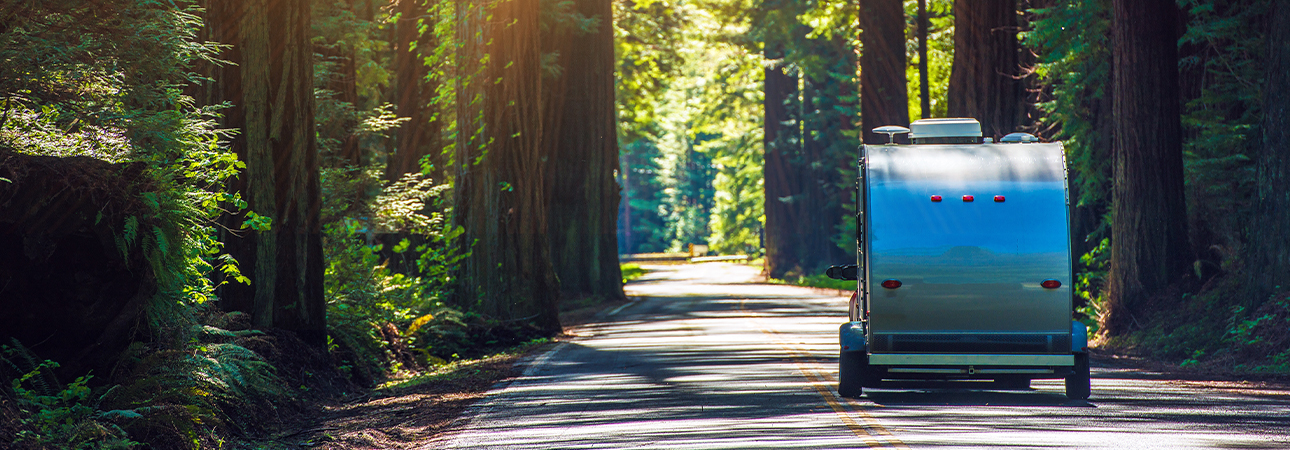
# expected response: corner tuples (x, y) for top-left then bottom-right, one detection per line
(1000, 132), (1039, 143)
(909, 118), (982, 144)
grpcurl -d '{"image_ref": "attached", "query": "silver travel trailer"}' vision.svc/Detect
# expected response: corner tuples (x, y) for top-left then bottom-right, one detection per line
(825, 118), (1091, 400)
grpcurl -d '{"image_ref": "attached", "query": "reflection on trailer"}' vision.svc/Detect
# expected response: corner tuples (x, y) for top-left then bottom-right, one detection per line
(826, 118), (1091, 400)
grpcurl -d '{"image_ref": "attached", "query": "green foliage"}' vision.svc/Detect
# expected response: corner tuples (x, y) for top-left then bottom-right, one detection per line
(617, 0), (861, 258)
(1026, 0), (1113, 215)
(9, 365), (138, 449)
(321, 166), (469, 377)
(0, 1), (292, 446)
(615, 0), (695, 255)
(773, 273), (855, 292)
(687, 18), (765, 257)
(1075, 238), (1110, 332)
(1099, 278), (1290, 375)
(620, 263), (649, 283)
(0, 0), (220, 163)
(99, 336), (284, 443)
(618, 139), (671, 254)
(1177, 0), (1267, 273)
(1, 343), (138, 449)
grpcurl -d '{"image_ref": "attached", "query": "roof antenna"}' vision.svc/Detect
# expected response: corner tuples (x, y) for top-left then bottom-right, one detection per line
(873, 125), (911, 145)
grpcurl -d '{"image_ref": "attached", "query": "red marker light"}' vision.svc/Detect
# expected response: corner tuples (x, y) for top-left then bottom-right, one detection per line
(994, 195), (1006, 202)
(1041, 279), (1062, 289)
(881, 279), (902, 289)
(931, 195), (943, 202)
(962, 195), (974, 202)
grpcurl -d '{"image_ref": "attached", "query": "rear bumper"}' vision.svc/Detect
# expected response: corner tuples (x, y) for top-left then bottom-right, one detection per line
(867, 353), (1075, 380)
(869, 353), (1073, 366)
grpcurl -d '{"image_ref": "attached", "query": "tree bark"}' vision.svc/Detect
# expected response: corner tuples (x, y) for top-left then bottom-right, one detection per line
(860, 0), (910, 143)
(917, 0), (930, 119)
(947, 0), (1023, 138)
(763, 44), (801, 279)
(1248, 2), (1290, 297)
(388, 0), (442, 181)
(453, 0), (561, 332)
(1104, 0), (1190, 335)
(203, 0), (325, 344)
(541, 0), (625, 301)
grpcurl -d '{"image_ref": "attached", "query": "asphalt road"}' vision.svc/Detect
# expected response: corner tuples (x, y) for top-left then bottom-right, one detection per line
(430, 263), (1290, 449)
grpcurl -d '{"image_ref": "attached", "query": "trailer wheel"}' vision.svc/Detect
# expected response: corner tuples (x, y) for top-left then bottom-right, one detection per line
(1065, 352), (1091, 400)
(838, 351), (868, 398)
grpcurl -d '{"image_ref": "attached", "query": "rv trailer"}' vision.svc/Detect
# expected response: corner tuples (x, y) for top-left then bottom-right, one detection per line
(825, 118), (1091, 400)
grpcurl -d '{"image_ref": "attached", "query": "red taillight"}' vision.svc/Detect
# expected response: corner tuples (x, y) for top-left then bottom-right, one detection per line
(881, 279), (902, 289)
(849, 291), (858, 303)
(994, 195), (1005, 202)
(962, 195), (974, 202)
(930, 195), (942, 202)
(1041, 279), (1062, 289)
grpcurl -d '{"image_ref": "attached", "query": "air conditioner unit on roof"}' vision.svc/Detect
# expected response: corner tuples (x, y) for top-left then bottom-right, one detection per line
(909, 118), (982, 139)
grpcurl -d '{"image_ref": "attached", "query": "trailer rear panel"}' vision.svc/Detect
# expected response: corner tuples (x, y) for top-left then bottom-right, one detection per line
(864, 143), (1072, 355)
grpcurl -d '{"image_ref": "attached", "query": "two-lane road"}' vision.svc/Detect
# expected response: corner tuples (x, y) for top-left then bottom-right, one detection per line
(431, 263), (1290, 449)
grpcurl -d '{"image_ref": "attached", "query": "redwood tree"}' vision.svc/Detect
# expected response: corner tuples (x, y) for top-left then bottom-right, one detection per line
(387, 0), (442, 181)
(1248, 2), (1290, 296)
(763, 40), (801, 279)
(860, 0), (910, 143)
(1104, 0), (1190, 335)
(947, 0), (1023, 138)
(541, 0), (625, 301)
(201, 0), (326, 343)
(916, 0), (931, 118)
(453, 0), (561, 332)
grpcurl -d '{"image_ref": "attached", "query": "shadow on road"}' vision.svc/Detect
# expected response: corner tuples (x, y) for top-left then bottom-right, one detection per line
(863, 388), (1092, 408)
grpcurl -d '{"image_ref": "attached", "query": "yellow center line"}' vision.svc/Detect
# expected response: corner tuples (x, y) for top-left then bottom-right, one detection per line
(740, 299), (909, 449)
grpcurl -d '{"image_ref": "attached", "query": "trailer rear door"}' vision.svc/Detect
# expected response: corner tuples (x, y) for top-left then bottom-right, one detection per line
(864, 143), (1072, 355)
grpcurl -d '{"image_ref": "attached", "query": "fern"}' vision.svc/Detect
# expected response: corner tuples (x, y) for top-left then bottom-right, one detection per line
(116, 215), (139, 262)
(1, 343), (140, 449)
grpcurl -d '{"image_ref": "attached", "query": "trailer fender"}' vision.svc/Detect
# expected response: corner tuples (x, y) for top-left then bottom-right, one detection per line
(1072, 320), (1089, 353)
(840, 322), (867, 352)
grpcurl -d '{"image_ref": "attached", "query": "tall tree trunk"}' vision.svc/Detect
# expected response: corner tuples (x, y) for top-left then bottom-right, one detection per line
(917, 0), (930, 119)
(763, 44), (801, 279)
(1249, 2), (1290, 297)
(860, 0), (910, 143)
(453, 0), (560, 332)
(947, 0), (1023, 138)
(203, 0), (325, 344)
(388, 0), (442, 181)
(541, 0), (625, 301)
(1104, 0), (1190, 335)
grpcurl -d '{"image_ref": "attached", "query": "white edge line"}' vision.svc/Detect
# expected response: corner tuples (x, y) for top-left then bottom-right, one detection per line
(605, 300), (636, 317)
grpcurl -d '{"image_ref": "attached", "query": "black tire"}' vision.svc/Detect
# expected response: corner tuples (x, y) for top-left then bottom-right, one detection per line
(1066, 352), (1091, 400)
(838, 351), (867, 398)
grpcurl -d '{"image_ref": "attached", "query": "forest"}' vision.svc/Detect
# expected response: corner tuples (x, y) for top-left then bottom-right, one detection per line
(0, 0), (1287, 447)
